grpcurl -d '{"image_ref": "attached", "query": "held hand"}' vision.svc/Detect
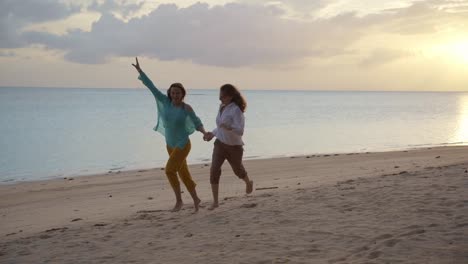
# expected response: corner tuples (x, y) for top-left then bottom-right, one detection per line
(131, 57), (142, 72)
(207, 133), (214, 141)
(203, 132), (214, 142)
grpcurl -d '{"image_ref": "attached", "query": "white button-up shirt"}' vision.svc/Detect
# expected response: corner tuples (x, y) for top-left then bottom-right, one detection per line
(212, 102), (245, 146)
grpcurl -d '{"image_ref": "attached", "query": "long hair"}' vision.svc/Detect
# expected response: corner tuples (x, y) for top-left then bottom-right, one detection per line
(167, 83), (186, 102)
(220, 84), (247, 112)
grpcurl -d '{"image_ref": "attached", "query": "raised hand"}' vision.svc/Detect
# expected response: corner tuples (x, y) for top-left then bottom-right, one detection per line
(131, 57), (142, 72)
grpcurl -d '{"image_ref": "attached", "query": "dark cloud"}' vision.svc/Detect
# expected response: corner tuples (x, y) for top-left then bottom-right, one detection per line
(0, 0), (80, 48)
(0, 0), (79, 23)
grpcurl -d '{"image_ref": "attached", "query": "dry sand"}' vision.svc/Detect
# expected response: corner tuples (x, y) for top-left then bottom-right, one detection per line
(0, 146), (467, 263)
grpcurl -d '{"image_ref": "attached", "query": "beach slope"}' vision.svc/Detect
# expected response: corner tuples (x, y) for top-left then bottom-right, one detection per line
(0, 146), (467, 263)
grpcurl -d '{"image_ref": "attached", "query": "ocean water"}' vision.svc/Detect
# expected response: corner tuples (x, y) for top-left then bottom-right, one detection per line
(1, 87), (467, 183)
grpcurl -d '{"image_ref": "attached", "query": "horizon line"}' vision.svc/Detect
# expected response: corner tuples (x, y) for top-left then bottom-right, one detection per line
(0, 85), (467, 93)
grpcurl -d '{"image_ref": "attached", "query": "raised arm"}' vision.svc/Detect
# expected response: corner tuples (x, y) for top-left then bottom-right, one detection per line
(132, 57), (168, 103)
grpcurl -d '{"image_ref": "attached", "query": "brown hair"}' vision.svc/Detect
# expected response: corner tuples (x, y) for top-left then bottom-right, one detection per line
(167, 83), (186, 102)
(220, 84), (246, 112)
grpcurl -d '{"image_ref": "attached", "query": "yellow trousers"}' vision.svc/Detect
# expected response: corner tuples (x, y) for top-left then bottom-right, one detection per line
(165, 141), (196, 192)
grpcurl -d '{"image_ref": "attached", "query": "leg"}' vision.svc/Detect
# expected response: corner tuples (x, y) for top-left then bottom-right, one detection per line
(243, 176), (254, 194)
(208, 184), (219, 210)
(166, 145), (184, 212)
(188, 187), (201, 213)
(209, 140), (226, 210)
(226, 145), (253, 194)
(170, 141), (200, 213)
(178, 159), (201, 213)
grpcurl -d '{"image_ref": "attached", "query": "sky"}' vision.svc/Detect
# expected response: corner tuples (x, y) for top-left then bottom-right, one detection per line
(0, 0), (467, 91)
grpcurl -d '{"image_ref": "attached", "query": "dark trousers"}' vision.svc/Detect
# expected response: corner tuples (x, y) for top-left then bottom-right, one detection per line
(210, 139), (247, 184)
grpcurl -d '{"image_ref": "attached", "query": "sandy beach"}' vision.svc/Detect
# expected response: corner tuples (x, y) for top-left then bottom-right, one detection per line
(0, 146), (467, 263)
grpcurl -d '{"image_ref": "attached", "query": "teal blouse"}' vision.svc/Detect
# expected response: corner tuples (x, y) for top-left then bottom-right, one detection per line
(138, 71), (203, 148)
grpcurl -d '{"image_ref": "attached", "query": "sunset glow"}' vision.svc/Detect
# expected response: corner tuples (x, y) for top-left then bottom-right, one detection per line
(0, 0), (467, 91)
(429, 38), (468, 64)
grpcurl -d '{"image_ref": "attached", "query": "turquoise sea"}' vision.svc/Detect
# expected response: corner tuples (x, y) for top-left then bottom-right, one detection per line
(1, 87), (467, 183)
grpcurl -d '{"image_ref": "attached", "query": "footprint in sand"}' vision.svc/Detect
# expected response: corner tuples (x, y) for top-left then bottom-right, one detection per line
(137, 210), (165, 213)
(101, 235), (113, 241)
(374, 234), (393, 240)
(384, 238), (400, 247)
(353, 245), (370, 254)
(135, 213), (163, 221)
(18, 250), (31, 256)
(240, 203), (257, 208)
(399, 229), (425, 237)
(308, 248), (321, 253)
(405, 225), (422, 229)
(368, 250), (382, 259)
(44, 227), (68, 233)
(278, 219), (294, 225)
(258, 193), (274, 197)
(39, 234), (52, 239)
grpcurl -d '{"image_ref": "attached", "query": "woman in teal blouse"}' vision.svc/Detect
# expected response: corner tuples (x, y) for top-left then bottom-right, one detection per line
(132, 57), (207, 213)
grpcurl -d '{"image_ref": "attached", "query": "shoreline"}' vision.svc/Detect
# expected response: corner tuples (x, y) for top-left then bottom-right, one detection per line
(2, 143), (467, 185)
(1, 145), (467, 263)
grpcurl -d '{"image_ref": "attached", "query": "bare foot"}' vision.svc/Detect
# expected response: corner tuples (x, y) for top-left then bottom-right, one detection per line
(208, 203), (219, 210)
(193, 198), (201, 213)
(246, 180), (254, 194)
(171, 202), (183, 212)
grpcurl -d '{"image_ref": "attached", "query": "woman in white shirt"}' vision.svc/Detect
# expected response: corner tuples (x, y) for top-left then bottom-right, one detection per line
(204, 84), (253, 210)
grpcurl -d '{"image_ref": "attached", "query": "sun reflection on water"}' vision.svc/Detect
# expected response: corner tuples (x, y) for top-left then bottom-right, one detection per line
(453, 94), (468, 143)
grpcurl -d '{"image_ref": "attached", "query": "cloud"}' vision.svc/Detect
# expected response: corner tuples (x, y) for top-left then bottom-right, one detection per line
(88, 0), (144, 19)
(379, 0), (468, 35)
(15, 2), (367, 66)
(3, 0), (468, 68)
(0, 0), (80, 48)
(239, 0), (331, 15)
(0, 0), (80, 23)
